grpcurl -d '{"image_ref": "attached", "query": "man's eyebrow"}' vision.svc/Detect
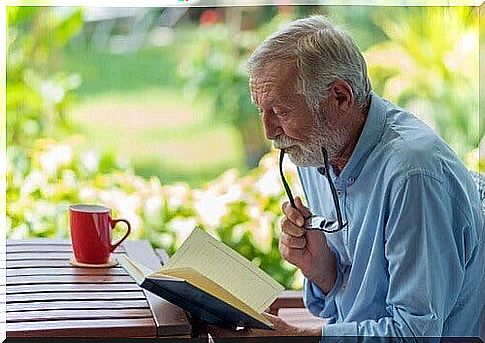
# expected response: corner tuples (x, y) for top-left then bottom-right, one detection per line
(274, 104), (291, 111)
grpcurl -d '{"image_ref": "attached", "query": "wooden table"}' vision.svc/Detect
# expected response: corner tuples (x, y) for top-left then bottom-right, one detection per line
(5, 239), (192, 338)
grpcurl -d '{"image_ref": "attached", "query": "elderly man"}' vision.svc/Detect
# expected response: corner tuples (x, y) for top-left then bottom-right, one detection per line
(230, 15), (483, 339)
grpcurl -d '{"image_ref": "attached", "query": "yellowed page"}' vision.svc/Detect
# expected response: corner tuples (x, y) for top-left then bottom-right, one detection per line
(117, 255), (183, 285)
(117, 254), (152, 285)
(161, 227), (284, 313)
(159, 267), (273, 328)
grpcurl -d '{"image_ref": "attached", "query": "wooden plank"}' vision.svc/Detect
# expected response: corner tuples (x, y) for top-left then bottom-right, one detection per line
(7, 239), (72, 246)
(7, 260), (124, 269)
(7, 308), (153, 323)
(268, 290), (304, 315)
(7, 283), (141, 294)
(278, 308), (328, 329)
(7, 252), (80, 261)
(7, 291), (146, 303)
(7, 255), (125, 267)
(7, 245), (126, 254)
(7, 299), (150, 312)
(7, 245), (73, 253)
(123, 241), (192, 337)
(7, 267), (127, 276)
(7, 274), (133, 285)
(6, 317), (157, 337)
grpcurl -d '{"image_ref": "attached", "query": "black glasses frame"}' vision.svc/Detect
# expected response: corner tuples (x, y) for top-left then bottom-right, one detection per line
(278, 147), (348, 233)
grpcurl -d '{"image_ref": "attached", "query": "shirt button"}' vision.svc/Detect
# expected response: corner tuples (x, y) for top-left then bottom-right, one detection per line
(336, 190), (343, 196)
(349, 177), (355, 183)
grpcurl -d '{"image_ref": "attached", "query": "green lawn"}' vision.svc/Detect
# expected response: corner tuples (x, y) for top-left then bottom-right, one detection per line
(62, 47), (181, 99)
(67, 88), (246, 187)
(61, 45), (249, 187)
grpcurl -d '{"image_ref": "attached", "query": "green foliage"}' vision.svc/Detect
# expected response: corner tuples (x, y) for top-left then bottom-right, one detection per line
(176, 13), (300, 167)
(7, 7), (83, 146)
(177, 14), (293, 127)
(6, 139), (304, 289)
(365, 7), (480, 160)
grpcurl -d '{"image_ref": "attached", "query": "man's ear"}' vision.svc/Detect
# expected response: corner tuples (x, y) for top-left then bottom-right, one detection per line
(327, 80), (354, 113)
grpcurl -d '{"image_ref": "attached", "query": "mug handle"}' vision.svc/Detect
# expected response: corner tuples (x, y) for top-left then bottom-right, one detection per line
(110, 218), (131, 252)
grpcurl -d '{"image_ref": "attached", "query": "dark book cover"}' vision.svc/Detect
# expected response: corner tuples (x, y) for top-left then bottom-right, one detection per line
(117, 254), (275, 330)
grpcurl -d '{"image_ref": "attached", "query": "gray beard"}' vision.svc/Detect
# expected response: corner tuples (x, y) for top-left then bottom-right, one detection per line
(282, 115), (349, 167)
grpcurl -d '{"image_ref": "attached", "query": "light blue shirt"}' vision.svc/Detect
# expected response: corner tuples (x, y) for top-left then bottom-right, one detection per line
(298, 92), (484, 338)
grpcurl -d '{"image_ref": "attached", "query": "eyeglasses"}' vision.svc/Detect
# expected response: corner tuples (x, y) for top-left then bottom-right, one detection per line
(278, 146), (348, 233)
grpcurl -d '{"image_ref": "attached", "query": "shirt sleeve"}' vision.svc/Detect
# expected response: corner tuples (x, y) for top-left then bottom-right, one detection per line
(322, 172), (474, 337)
(303, 241), (345, 321)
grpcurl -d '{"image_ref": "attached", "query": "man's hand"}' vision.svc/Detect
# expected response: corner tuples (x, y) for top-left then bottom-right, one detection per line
(280, 196), (337, 294)
(207, 313), (322, 338)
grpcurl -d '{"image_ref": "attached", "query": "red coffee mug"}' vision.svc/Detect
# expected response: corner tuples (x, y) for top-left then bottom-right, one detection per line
(69, 204), (131, 264)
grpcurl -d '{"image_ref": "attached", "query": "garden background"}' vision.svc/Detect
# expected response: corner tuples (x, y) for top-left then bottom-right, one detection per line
(6, 5), (483, 289)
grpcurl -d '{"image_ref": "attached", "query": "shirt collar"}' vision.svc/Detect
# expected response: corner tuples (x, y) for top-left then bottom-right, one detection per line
(336, 91), (387, 182)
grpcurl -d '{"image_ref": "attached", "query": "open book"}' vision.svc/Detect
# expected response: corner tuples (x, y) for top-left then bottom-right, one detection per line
(117, 227), (284, 330)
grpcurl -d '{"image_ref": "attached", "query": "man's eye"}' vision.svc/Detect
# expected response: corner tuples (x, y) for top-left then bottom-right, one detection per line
(274, 108), (289, 117)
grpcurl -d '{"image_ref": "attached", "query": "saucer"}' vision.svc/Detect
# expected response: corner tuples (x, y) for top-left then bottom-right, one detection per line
(69, 256), (118, 268)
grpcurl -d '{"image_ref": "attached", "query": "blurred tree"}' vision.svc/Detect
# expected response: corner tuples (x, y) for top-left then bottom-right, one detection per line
(7, 7), (84, 147)
(177, 11), (299, 169)
(365, 6), (480, 160)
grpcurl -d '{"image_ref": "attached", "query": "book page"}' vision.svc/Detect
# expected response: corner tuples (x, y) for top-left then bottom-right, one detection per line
(161, 227), (284, 313)
(118, 255), (183, 285)
(117, 254), (152, 285)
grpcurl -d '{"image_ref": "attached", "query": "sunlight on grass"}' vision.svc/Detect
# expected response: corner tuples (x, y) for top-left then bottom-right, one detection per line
(67, 88), (245, 186)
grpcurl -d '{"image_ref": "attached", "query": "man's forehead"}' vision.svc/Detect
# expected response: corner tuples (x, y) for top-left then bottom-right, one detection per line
(250, 63), (297, 106)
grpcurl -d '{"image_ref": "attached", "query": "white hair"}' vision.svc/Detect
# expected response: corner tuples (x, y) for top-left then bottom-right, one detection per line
(247, 15), (372, 111)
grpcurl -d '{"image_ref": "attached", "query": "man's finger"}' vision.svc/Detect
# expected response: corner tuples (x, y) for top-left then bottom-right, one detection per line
(281, 232), (307, 249)
(284, 205), (305, 226)
(295, 196), (312, 218)
(281, 217), (305, 237)
(281, 201), (289, 214)
(279, 241), (304, 263)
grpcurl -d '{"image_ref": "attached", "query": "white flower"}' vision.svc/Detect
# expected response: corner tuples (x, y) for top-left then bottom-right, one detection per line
(193, 190), (228, 228)
(169, 217), (198, 246)
(41, 80), (65, 104)
(81, 150), (100, 174)
(248, 205), (273, 254)
(144, 195), (163, 218)
(255, 168), (281, 197)
(165, 183), (189, 208)
(78, 186), (97, 201)
(39, 144), (72, 177)
(99, 190), (141, 234)
(62, 170), (77, 189)
(10, 223), (28, 239)
(20, 171), (46, 198)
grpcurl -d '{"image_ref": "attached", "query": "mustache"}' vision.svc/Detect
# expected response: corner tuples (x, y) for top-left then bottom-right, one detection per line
(273, 136), (301, 150)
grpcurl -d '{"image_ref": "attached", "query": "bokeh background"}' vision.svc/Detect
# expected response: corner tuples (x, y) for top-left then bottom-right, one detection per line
(6, 5), (482, 289)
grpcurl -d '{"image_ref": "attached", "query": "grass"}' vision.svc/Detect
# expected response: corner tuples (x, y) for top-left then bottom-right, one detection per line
(67, 88), (246, 187)
(62, 47), (181, 99)
(61, 44), (249, 187)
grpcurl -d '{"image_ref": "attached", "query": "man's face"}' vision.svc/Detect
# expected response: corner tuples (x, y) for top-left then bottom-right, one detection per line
(250, 63), (347, 167)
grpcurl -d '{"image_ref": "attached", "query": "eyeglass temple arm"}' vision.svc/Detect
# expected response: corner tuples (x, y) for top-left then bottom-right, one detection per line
(279, 150), (296, 209)
(321, 147), (347, 230)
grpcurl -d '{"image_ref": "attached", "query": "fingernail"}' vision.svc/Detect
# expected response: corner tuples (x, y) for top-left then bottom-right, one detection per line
(297, 218), (304, 226)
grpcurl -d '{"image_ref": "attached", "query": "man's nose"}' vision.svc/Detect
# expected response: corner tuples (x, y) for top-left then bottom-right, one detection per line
(262, 113), (283, 140)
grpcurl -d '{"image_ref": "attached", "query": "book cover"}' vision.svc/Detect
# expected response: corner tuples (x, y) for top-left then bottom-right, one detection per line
(118, 227), (284, 330)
